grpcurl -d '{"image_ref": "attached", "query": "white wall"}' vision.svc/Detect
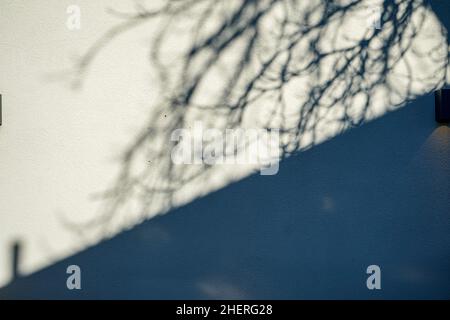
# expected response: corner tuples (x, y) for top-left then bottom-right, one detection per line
(0, 0), (159, 285)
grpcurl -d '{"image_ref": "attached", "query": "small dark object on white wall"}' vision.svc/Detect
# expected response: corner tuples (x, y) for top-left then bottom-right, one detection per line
(11, 241), (21, 281)
(435, 88), (450, 123)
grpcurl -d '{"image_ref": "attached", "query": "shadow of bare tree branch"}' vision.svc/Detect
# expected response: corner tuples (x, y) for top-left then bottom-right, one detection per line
(60, 0), (449, 236)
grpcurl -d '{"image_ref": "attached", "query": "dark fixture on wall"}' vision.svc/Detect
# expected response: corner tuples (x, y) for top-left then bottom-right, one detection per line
(435, 88), (450, 123)
(11, 241), (21, 281)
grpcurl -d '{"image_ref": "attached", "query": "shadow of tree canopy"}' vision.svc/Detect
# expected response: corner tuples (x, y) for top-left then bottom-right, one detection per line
(62, 0), (449, 236)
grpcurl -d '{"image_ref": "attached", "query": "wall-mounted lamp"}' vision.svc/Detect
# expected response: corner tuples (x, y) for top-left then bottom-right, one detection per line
(435, 88), (450, 123)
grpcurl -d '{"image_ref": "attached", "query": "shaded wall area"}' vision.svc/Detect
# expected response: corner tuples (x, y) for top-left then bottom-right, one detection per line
(1, 94), (449, 299)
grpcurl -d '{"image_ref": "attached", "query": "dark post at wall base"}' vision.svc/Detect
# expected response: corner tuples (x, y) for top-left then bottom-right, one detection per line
(11, 241), (21, 281)
(435, 88), (450, 123)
